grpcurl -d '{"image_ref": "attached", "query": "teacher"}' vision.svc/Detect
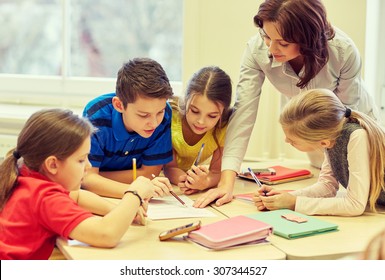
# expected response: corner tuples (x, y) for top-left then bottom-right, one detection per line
(194, 0), (380, 208)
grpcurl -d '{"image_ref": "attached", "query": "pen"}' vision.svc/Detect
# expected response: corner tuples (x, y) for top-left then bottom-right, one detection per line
(247, 167), (262, 188)
(194, 143), (205, 166)
(248, 167), (268, 197)
(132, 158), (137, 180)
(151, 174), (187, 207)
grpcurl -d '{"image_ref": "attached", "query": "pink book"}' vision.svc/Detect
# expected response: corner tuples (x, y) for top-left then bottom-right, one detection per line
(238, 165), (313, 185)
(187, 215), (272, 249)
(257, 165), (311, 181)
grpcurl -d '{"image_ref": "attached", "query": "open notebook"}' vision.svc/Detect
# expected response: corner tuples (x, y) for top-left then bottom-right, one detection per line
(247, 209), (338, 239)
(238, 165), (313, 185)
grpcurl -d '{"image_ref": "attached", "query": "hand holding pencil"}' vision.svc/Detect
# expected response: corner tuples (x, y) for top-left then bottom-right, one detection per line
(151, 174), (187, 207)
(179, 143), (209, 193)
(150, 175), (173, 197)
(180, 165), (209, 192)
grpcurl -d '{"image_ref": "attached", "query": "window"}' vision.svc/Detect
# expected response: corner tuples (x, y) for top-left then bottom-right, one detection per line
(0, 0), (183, 107)
(365, 0), (385, 121)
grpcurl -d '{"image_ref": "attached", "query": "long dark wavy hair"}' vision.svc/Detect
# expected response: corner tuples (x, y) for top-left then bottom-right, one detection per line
(254, 0), (335, 89)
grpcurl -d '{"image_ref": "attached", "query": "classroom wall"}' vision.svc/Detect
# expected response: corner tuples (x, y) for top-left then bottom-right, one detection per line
(182, 0), (367, 161)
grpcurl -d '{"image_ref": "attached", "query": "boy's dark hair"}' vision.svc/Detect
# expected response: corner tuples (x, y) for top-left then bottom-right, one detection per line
(115, 57), (174, 108)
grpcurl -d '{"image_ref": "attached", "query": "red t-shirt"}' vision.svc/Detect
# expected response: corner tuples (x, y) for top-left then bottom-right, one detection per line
(0, 166), (93, 260)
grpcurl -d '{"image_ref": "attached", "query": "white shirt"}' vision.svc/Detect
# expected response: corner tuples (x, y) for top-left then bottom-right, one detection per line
(222, 27), (379, 172)
(292, 129), (370, 216)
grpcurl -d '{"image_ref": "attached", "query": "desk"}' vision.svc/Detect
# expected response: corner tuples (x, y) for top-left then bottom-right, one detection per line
(56, 201), (286, 260)
(212, 159), (385, 260)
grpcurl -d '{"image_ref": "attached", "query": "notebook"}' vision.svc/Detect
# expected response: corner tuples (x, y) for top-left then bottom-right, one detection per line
(187, 215), (273, 249)
(247, 209), (338, 239)
(238, 165), (313, 185)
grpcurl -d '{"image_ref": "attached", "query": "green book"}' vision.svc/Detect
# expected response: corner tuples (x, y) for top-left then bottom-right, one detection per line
(247, 209), (338, 239)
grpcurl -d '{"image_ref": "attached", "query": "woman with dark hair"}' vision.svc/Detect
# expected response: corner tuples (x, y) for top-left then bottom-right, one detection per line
(194, 0), (380, 208)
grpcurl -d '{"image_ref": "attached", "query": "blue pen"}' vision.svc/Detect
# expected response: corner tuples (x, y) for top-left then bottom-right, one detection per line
(247, 167), (263, 188)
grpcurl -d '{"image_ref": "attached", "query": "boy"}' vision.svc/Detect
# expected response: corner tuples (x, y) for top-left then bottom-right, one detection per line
(82, 57), (174, 198)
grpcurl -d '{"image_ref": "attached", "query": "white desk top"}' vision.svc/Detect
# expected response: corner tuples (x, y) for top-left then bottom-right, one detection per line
(57, 203), (286, 260)
(57, 159), (385, 260)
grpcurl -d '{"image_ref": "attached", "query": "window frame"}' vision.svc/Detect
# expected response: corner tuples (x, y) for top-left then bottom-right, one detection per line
(0, 0), (183, 110)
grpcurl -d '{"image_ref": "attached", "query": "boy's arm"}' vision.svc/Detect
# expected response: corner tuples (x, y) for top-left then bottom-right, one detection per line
(70, 189), (117, 215)
(82, 167), (131, 198)
(100, 165), (163, 182)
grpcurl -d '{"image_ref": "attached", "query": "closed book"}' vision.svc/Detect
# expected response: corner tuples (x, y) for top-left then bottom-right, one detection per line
(187, 215), (272, 249)
(247, 209), (338, 239)
(239, 165), (313, 185)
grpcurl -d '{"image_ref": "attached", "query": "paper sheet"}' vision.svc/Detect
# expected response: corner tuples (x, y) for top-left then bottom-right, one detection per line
(147, 195), (216, 220)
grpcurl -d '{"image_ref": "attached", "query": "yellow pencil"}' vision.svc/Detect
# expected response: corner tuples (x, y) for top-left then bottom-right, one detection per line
(132, 158), (137, 180)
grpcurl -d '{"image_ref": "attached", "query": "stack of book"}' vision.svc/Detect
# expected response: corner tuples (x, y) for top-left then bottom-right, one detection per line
(238, 165), (313, 185)
(187, 215), (272, 249)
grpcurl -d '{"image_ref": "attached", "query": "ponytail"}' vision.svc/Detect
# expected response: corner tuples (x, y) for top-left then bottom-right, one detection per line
(0, 148), (20, 210)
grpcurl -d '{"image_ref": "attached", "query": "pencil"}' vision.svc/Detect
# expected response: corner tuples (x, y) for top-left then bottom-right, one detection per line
(248, 167), (263, 188)
(194, 143), (205, 166)
(132, 158), (137, 180)
(170, 191), (187, 207)
(151, 174), (187, 207)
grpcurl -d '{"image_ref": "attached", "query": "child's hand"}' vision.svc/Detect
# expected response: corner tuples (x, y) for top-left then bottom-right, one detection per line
(183, 165), (209, 190)
(252, 191), (267, 211)
(252, 186), (269, 210)
(176, 174), (195, 194)
(151, 176), (173, 197)
(130, 176), (155, 201)
(178, 185), (200, 195)
(260, 192), (296, 211)
(132, 202), (148, 225)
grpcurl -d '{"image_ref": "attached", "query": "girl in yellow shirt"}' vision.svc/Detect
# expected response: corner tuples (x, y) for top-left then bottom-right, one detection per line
(164, 66), (233, 194)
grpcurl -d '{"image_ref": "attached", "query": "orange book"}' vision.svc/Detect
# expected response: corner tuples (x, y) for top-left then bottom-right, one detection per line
(187, 215), (272, 249)
(238, 165), (313, 185)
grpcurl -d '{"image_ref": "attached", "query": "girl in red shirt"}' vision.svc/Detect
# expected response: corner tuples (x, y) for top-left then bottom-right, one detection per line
(0, 109), (160, 259)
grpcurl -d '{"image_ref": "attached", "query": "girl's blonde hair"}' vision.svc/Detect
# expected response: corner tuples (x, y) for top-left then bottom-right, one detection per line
(0, 109), (95, 210)
(279, 88), (385, 212)
(362, 228), (385, 259)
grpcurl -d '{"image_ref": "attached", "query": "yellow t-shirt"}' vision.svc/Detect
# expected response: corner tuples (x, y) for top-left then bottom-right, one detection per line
(171, 110), (227, 172)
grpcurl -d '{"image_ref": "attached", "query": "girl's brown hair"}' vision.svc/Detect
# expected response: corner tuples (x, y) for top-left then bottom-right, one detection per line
(0, 109), (94, 210)
(170, 66), (233, 149)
